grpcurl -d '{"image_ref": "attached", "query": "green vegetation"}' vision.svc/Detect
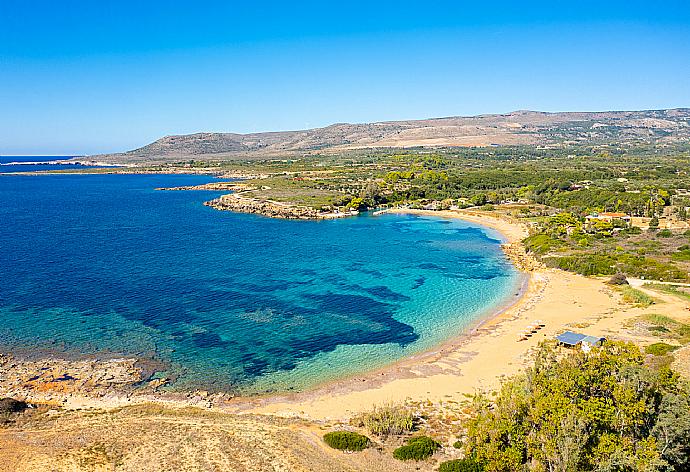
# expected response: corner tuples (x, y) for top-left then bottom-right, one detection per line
(439, 458), (485, 472)
(543, 252), (689, 281)
(392, 436), (440, 461)
(645, 342), (679, 356)
(619, 286), (656, 307)
(644, 283), (690, 302)
(462, 341), (690, 471)
(67, 142), (690, 281)
(352, 403), (414, 436)
(640, 313), (690, 344)
(322, 431), (371, 451)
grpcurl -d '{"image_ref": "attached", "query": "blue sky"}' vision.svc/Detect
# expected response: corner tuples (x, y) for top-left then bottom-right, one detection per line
(1, 1), (690, 155)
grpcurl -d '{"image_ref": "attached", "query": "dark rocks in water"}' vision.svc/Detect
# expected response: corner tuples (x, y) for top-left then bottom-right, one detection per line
(0, 397), (29, 414)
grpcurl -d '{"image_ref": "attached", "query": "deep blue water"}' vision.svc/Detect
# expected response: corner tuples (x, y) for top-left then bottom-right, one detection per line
(0, 173), (522, 394)
(0, 155), (98, 173)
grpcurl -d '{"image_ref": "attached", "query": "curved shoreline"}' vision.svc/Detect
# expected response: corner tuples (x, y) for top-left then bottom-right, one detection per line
(0, 208), (538, 414)
(221, 209), (538, 413)
(4, 207), (682, 422)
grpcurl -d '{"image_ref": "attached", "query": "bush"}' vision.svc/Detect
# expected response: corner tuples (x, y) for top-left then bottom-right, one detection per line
(439, 458), (485, 472)
(323, 431), (370, 451)
(543, 252), (689, 281)
(645, 342), (679, 356)
(523, 234), (564, 255)
(463, 341), (690, 471)
(393, 436), (440, 461)
(353, 403), (414, 436)
(453, 440), (463, 449)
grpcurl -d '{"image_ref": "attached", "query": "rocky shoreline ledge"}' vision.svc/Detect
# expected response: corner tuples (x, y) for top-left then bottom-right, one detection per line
(204, 193), (356, 220)
(0, 353), (237, 410)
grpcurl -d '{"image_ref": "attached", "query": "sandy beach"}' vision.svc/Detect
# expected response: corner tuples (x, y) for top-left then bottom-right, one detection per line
(3, 207), (690, 472)
(233, 208), (690, 419)
(2, 208), (689, 419)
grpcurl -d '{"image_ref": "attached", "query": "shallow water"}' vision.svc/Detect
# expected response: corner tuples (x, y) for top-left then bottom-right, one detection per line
(0, 173), (522, 394)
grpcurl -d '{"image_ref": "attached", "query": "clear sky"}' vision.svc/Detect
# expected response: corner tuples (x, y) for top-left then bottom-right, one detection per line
(1, 1), (690, 155)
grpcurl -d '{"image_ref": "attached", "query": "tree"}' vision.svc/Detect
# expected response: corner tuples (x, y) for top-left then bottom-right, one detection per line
(463, 341), (689, 471)
(652, 394), (690, 469)
(469, 193), (488, 206)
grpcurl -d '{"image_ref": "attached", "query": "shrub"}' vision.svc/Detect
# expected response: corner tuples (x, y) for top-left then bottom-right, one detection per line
(353, 403), (414, 436)
(439, 458), (485, 472)
(657, 229), (673, 238)
(453, 440), (463, 449)
(645, 342), (679, 356)
(672, 249), (690, 262)
(393, 436), (440, 461)
(463, 341), (690, 471)
(523, 234), (564, 255)
(323, 431), (370, 451)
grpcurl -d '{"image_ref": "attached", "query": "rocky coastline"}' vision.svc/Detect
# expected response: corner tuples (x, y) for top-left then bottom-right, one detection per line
(204, 193), (355, 220)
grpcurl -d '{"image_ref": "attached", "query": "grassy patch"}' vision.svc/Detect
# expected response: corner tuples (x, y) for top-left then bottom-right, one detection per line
(643, 283), (690, 302)
(618, 286), (656, 307)
(544, 253), (688, 281)
(640, 313), (690, 344)
(644, 342), (679, 356)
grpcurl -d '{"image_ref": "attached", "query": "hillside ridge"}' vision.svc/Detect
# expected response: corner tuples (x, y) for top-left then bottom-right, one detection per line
(87, 108), (690, 163)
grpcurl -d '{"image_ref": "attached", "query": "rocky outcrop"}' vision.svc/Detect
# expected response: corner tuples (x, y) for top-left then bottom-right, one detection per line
(157, 182), (255, 192)
(501, 241), (544, 272)
(0, 354), (144, 402)
(205, 194), (351, 220)
(0, 397), (28, 414)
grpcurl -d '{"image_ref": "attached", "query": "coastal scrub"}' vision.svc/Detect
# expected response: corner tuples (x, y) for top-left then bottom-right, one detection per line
(353, 403), (414, 436)
(392, 435), (441, 461)
(323, 431), (371, 451)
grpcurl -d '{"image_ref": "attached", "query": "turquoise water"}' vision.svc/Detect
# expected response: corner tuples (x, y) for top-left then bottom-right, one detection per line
(0, 172), (522, 394)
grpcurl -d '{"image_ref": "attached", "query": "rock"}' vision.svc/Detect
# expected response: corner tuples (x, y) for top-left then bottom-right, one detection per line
(0, 397), (29, 414)
(148, 378), (170, 389)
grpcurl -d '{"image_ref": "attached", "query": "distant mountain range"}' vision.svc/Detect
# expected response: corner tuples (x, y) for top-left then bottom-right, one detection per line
(87, 109), (690, 163)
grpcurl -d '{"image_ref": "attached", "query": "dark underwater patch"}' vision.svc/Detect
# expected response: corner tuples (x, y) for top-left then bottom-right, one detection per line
(362, 286), (411, 302)
(191, 331), (230, 349)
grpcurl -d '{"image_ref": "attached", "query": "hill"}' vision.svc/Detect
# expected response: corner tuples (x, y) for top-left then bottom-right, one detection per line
(85, 108), (690, 164)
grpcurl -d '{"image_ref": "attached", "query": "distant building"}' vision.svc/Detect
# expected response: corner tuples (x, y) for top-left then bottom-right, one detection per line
(556, 331), (606, 352)
(585, 212), (631, 230)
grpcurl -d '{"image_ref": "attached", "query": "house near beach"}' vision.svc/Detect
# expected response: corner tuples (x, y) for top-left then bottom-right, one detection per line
(584, 212), (631, 231)
(556, 331), (606, 352)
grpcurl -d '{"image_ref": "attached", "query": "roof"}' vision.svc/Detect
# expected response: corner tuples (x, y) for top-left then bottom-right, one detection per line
(600, 212), (629, 218)
(556, 331), (586, 346)
(581, 335), (606, 345)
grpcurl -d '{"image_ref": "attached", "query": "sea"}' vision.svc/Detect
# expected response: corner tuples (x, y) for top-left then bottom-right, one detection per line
(0, 156), (524, 394)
